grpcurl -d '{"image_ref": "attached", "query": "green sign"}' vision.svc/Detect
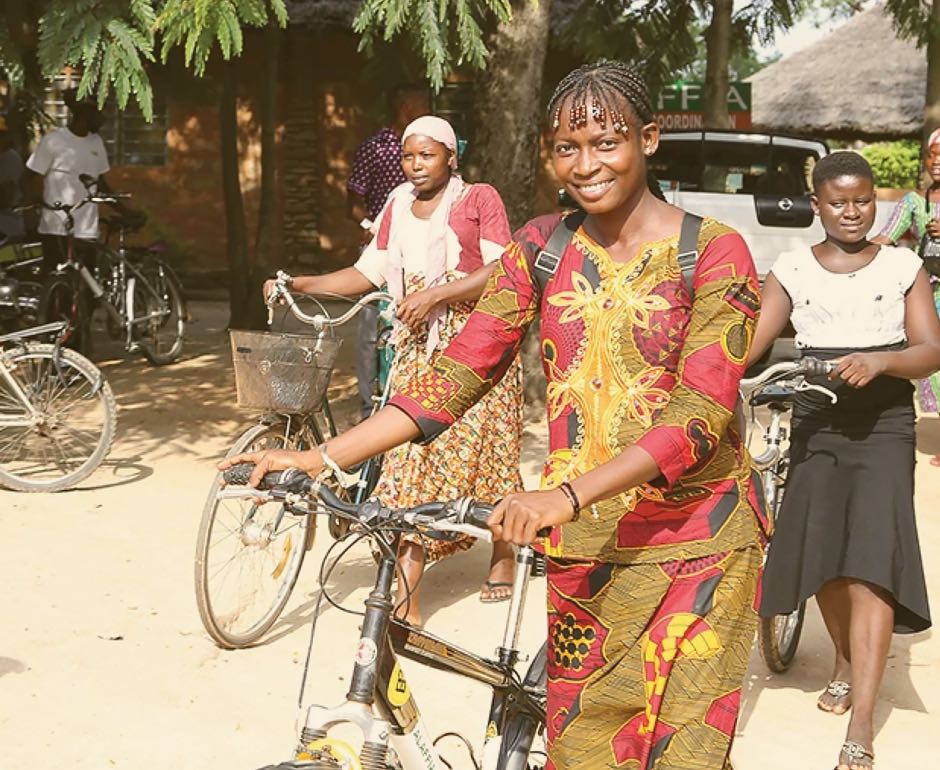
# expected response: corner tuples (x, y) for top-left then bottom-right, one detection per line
(656, 82), (752, 113)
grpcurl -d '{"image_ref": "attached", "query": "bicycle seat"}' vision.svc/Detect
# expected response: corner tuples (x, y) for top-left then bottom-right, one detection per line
(749, 383), (798, 407)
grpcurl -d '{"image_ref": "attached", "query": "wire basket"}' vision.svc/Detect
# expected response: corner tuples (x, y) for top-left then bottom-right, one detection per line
(230, 329), (341, 413)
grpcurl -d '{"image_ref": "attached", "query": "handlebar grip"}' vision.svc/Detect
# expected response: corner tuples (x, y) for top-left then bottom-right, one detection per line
(802, 356), (836, 377)
(221, 462), (309, 491)
(464, 503), (494, 529)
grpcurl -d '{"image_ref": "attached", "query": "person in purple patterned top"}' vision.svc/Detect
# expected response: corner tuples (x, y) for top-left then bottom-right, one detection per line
(346, 86), (428, 417)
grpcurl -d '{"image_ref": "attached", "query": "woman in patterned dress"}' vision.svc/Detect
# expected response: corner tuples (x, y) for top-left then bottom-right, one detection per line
(234, 62), (765, 769)
(874, 128), (940, 464)
(263, 116), (524, 624)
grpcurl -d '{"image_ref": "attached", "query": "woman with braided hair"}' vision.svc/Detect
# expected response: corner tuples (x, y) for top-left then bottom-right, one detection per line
(224, 60), (765, 769)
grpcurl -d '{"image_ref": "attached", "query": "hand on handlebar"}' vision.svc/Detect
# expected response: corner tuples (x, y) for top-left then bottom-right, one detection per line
(397, 286), (443, 329)
(488, 488), (576, 546)
(832, 352), (886, 388)
(218, 447), (322, 491)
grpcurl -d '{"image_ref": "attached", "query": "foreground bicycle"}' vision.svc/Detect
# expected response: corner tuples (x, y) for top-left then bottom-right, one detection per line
(0, 321), (116, 492)
(741, 355), (837, 672)
(39, 175), (185, 364)
(219, 463), (546, 770)
(195, 280), (395, 649)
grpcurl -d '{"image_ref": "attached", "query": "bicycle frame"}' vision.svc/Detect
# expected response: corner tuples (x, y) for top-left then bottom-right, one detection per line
(296, 532), (543, 770)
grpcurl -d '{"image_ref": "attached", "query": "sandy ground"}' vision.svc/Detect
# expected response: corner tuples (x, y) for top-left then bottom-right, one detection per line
(1, 299), (936, 770)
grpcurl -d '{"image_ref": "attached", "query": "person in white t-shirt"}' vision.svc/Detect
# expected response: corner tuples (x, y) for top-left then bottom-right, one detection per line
(26, 94), (132, 275)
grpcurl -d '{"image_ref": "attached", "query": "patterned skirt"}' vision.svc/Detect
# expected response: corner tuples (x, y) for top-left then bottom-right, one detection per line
(545, 545), (761, 770)
(373, 298), (524, 561)
(917, 280), (940, 412)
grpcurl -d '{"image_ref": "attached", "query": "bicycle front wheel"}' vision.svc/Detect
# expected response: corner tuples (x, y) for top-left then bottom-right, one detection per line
(194, 420), (312, 648)
(0, 343), (116, 492)
(132, 262), (185, 365)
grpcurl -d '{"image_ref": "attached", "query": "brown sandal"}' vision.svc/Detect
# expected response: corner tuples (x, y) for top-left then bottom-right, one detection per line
(818, 680), (852, 713)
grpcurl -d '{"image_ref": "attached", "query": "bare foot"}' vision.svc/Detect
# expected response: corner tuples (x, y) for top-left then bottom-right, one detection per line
(836, 718), (874, 770)
(931, 453), (940, 467)
(480, 542), (514, 603)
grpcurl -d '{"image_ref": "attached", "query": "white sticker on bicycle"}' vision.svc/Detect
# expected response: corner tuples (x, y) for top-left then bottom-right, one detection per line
(355, 638), (377, 667)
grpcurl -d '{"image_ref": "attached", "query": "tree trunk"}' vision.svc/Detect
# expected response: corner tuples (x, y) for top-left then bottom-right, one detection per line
(470, 0), (553, 414)
(471, 0), (553, 229)
(703, 0), (734, 129)
(924, 0), (940, 155)
(219, 61), (251, 328)
(243, 13), (281, 330)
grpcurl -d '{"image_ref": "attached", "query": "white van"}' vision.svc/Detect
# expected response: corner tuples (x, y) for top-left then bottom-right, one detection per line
(651, 130), (894, 279)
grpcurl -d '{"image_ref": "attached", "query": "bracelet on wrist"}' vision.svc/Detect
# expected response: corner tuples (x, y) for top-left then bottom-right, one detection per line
(318, 443), (344, 478)
(557, 481), (581, 523)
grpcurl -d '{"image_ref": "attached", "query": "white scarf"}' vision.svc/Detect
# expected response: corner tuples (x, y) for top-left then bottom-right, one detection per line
(384, 174), (465, 358)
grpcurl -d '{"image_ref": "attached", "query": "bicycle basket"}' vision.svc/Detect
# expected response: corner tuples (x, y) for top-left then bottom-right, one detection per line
(230, 329), (341, 413)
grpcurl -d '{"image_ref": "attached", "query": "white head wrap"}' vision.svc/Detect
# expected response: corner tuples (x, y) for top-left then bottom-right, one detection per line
(401, 115), (458, 155)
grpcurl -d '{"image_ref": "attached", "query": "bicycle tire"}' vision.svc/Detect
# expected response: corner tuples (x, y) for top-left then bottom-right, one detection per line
(194, 420), (312, 649)
(758, 457), (806, 672)
(132, 261), (185, 365)
(38, 272), (92, 356)
(497, 642), (547, 770)
(0, 343), (116, 492)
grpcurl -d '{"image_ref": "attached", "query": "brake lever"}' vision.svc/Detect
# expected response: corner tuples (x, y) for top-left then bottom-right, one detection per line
(796, 380), (838, 404)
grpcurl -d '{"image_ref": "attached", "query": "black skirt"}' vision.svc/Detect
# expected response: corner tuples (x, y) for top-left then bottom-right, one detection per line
(759, 347), (932, 634)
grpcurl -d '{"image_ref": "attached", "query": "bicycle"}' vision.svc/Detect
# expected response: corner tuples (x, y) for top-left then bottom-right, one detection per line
(37, 175), (186, 364)
(740, 355), (837, 672)
(194, 278), (396, 649)
(0, 320), (117, 492)
(219, 462), (546, 770)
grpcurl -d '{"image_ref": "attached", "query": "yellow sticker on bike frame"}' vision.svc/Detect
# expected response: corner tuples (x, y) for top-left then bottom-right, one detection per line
(387, 662), (411, 708)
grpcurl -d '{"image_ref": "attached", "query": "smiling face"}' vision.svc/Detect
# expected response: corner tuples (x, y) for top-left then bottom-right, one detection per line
(401, 134), (454, 196)
(812, 174), (876, 244)
(927, 142), (940, 183)
(550, 93), (659, 216)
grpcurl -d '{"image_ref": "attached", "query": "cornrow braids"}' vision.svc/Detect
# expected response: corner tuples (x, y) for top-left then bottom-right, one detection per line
(547, 60), (654, 135)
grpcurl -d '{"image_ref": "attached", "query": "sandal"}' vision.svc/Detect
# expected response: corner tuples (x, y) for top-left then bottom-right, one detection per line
(480, 580), (513, 604)
(835, 740), (874, 770)
(818, 680), (852, 713)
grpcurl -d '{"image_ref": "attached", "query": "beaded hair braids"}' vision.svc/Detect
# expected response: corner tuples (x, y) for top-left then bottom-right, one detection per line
(548, 60), (655, 135)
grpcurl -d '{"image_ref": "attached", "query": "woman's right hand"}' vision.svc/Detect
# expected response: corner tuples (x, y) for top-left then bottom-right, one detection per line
(262, 278), (280, 303)
(926, 219), (940, 239)
(218, 448), (322, 489)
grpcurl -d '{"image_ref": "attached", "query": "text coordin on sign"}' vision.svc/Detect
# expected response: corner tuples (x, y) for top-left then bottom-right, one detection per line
(654, 82), (752, 131)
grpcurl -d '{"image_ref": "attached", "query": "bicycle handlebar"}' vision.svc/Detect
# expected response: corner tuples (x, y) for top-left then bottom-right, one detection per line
(221, 462), (496, 538)
(266, 270), (393, 330)
(739, 356), (834, 389)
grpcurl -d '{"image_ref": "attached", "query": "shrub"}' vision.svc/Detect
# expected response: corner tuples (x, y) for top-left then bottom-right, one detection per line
(862, 140), (921, 189)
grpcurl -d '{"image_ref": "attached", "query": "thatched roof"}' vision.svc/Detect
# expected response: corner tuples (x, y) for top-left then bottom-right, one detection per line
(747, 3), (925, 140)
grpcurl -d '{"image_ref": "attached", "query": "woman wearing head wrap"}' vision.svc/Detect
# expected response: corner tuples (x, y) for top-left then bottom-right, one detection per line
(263, 115), (524, 624)
(875, 130), (940, 462)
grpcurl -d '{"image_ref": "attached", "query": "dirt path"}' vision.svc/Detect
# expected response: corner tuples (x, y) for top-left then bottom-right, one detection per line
(1, 300), (935, 769)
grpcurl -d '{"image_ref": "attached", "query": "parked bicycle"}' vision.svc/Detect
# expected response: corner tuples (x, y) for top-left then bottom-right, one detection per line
(0, 320), (117, 492)
(740, 355), (837, 672)
(195, 277), (395, 649)
(38, 175), (185, 364)
(219, 462), (546, 770)
(0, 213), (45, 332)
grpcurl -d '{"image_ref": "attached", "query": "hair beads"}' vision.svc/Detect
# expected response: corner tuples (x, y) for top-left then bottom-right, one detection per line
(548, 60), (654, 135)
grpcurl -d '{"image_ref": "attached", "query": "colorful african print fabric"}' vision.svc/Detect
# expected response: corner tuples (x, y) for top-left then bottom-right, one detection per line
(365, 184), (524, 561)
(374, 275), (524, 561)
(545, 545), (761, 769)
(878, 191), (940, 413)
(390, 214), (769, 565)
(388, 213), (765, 762)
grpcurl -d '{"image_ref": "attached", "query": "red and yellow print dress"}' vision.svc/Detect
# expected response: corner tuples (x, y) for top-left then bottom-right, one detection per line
(390, 214), (768, 769)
